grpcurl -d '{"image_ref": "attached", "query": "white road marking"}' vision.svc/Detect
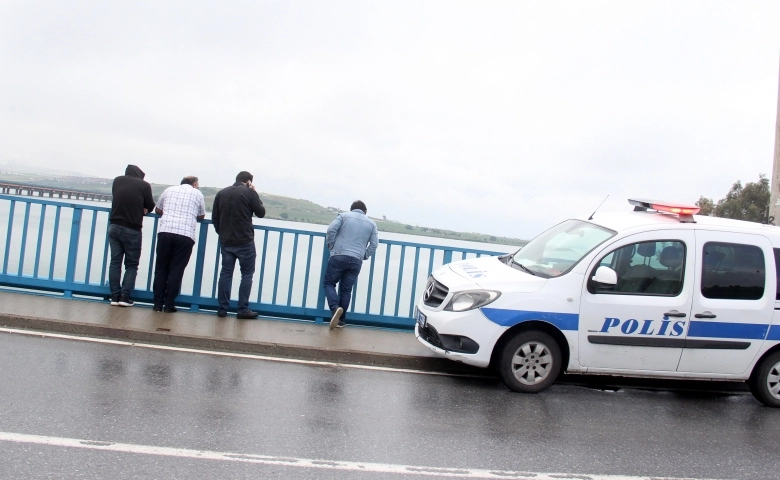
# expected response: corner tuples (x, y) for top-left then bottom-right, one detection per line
(0, 327), (478, 378)
(0, 431), (719, 480)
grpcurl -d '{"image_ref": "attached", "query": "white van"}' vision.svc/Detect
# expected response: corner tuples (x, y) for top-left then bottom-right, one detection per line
(414, 199), (780, 407)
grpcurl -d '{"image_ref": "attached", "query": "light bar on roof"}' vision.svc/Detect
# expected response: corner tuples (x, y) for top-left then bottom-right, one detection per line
(628, 198), (700, 223)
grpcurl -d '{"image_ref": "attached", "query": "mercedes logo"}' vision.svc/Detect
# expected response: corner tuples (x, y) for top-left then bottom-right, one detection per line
(423, 281), (434, 301)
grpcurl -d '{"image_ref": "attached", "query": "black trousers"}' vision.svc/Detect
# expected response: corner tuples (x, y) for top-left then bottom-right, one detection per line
(153, 232), (195, 309)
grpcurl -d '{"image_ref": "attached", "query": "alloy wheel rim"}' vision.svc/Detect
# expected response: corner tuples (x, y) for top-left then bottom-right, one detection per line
(767, 361), (780, 400)
(511, 341), (552, 385)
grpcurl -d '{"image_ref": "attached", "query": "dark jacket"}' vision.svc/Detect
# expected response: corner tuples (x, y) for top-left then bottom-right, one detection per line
(212, 182), (266, 246)
(110, 165), (156, 230)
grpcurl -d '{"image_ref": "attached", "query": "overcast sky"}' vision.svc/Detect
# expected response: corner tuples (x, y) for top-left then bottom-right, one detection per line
(1, 1), (779, 239)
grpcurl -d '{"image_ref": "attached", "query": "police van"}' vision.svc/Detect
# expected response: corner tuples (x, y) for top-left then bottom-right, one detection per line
(414, 199), (780, 407)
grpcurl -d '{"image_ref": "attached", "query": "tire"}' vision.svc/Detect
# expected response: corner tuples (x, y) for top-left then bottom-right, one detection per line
(748, 351), (780, 408)
(498, 330), (562, 393)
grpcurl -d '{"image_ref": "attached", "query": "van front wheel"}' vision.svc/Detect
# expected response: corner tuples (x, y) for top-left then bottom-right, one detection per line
(748, 351), (780, 407)
(498, 330), (562, 393)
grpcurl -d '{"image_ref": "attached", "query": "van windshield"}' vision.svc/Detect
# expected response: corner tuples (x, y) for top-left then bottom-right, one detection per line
(511, 220), (615, 278)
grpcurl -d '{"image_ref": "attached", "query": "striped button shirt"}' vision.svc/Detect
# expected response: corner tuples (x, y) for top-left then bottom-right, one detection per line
(155, 184), (206, 241)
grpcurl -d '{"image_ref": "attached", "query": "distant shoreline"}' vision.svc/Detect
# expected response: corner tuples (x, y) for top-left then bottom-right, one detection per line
(0, 171), (528, 247)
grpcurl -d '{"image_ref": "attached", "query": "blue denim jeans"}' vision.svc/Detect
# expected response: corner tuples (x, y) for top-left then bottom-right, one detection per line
(323, 255), (363, 320)
(108, 224), (143, 298)
(218, 242), (257, 313)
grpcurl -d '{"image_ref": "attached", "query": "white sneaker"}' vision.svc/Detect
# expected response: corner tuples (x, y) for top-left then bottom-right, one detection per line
(329, 307), (343, 329)
(117, 296), (134, 307)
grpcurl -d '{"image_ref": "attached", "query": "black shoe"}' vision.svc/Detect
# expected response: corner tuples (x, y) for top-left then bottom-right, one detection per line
(117, 295), (134, 307)
(336, 321), (346, 328)
(110, 295), (120, 306)
(153, 305), (163, 312)
(217, 310), (228, 318)
(236, 310), (259, 319)
(163, 307), (178, 313)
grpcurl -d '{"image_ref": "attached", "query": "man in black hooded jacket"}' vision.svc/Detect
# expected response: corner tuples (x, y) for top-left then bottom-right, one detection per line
(109, 165), (155, 307)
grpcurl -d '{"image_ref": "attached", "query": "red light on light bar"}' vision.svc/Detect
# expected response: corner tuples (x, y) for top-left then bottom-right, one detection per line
(651, 203), (700, 215)
(627, 198), (699, 222)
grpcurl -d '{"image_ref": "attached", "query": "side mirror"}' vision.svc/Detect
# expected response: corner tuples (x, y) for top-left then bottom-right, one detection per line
(592, 266), (617, 285)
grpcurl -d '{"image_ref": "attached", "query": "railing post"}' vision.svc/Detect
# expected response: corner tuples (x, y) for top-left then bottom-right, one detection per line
(2, 200), (15, 275)
(17, 203), (31, 276)
(64, 208), (83, 297)
(443, 249), (453, 265)
(190, 221), (209, 312)
(315, 238), (330, 323)
(145, 216), (159, 291)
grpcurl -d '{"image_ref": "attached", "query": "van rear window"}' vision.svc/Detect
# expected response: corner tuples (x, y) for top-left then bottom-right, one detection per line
(701, 242), (765, 300)
(774, 248), (780, 301)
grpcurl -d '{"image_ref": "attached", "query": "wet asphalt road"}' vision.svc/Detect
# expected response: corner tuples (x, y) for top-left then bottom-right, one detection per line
(0, 331), (778, 480)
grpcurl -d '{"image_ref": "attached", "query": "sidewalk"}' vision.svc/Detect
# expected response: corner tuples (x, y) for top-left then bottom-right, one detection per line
(0, 290), (486, 375)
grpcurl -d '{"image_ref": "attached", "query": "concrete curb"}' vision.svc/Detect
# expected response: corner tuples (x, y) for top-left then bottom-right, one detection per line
(0, 312), (489, 376)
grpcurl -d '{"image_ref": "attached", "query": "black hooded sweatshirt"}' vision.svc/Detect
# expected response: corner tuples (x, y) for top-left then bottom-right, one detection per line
(110, 165), (156, 230)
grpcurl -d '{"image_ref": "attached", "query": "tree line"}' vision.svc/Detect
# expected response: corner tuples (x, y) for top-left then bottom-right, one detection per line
(696, 174), (770, 223)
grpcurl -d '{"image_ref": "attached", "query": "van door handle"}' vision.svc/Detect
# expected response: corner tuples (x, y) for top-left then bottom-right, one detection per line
(694, 312), (717, 319)
(663, 311), (687, 318)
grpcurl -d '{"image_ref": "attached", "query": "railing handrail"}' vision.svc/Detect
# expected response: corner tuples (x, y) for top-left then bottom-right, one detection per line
(0, 194), (504, 255)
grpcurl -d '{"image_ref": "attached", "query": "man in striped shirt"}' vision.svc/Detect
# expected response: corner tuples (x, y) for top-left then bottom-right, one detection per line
(152, 176), (206, 312)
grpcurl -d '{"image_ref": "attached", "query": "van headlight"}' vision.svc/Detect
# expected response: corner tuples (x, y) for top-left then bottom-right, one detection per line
(444, 290), (501, 312)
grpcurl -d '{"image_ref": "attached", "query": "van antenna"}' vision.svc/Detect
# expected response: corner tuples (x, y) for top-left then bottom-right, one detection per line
(588, 195), (609, 220)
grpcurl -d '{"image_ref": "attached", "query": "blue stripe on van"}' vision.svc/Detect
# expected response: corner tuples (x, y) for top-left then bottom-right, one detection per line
(687, 321), (768, 340)
(480, 308), (579, 331)
(766, 325), (780, 341)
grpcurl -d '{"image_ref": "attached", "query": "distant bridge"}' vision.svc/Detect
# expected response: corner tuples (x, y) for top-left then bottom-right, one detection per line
(0, 182), (112, 202)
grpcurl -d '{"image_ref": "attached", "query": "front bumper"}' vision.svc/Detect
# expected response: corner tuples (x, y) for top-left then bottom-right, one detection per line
(415, 323), (448, 356)
(414, 305), (503, 368)
(416, 321), (479, 354)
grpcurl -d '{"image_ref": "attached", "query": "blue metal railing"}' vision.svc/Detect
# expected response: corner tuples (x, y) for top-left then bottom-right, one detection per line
(0, 194), (508, 329)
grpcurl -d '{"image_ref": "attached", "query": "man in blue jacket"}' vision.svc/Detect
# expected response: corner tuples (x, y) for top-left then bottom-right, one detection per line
(324, 200), (378, 329)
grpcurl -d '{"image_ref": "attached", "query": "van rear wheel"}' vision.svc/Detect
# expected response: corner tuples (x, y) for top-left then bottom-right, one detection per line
(748, 351), (780, 408)
(498, 330), (562, 393)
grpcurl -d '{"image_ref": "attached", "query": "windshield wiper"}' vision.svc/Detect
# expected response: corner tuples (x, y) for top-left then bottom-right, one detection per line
(497, 253), (513, 265)
(513, 261), (536, 276)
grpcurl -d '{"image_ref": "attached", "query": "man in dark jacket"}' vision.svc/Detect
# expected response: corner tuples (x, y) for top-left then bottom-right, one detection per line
(108, 165), (156, 307)
(212, 171), (266, 318)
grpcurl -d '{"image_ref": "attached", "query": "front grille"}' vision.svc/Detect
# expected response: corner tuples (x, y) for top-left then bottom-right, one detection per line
(419, 322), (444, 349)
(422, 277), (449, 308)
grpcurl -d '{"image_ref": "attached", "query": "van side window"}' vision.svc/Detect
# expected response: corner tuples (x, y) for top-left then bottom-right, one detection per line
(589, 241), (685, 296)
(774, 248), (780, 301)
(701, 242), (765, 300)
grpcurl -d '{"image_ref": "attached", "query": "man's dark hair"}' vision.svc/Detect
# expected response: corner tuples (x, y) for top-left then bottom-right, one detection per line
(181, 176), (198, 186)
(236, 171), (254, 183)
(350, 200), (367, 213)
